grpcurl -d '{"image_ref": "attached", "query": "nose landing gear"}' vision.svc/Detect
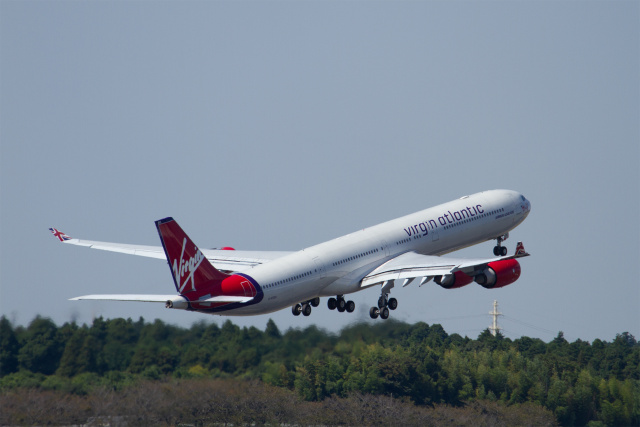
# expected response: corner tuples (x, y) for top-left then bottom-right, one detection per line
(493, 233), (509, 256)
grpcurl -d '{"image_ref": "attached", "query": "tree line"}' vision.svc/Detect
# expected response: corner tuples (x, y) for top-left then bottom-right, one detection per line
(0, 315), (638, 426)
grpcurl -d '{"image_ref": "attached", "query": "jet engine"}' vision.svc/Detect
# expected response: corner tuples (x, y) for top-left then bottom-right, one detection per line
(435, 271), (474, 289)
(474, 259), (521, 289)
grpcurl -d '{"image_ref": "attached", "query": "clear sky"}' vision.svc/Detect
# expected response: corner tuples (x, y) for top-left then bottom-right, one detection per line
(1, 1), (638, 343)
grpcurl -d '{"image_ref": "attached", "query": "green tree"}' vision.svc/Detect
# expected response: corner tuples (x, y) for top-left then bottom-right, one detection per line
(265, 319), (281, 339)
(102, 318), (139, 371)
(17, 317), (64, 375)
(513, 336), (546, 359)
(0, 317), (19, 375)
(57, 328), (88, 377)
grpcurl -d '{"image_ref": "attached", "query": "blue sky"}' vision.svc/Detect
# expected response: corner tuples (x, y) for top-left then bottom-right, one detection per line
(1, 1), (638, 343)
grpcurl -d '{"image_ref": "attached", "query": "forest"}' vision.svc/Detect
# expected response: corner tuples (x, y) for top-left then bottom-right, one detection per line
(0, 315), (638, 426)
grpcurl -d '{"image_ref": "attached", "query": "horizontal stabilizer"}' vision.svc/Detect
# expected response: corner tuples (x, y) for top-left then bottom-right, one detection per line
(70, 294), (177, 302)
(70, 294), (255, 304)
(200, 295), (254, 303)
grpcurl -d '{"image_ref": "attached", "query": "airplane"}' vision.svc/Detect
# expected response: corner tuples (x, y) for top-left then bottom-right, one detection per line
(50, 189), (531, 320)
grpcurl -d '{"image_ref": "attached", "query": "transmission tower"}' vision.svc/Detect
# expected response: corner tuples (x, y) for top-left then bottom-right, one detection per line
(489, 300), (503, 336)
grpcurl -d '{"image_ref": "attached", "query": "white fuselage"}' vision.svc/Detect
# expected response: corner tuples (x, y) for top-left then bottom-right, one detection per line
(228, 189), (530, 315)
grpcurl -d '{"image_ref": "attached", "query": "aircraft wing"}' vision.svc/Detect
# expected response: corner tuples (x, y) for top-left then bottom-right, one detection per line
(360, 242), (529, 288)
(49, 228), (291, 273)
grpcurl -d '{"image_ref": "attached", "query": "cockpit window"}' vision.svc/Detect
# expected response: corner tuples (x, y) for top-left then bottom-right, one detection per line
(521, 195), (526, 201)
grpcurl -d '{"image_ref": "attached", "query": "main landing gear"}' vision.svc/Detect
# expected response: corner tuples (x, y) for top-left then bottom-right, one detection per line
(292, 297), (320, 317)
(369, 293), (397, 320)
(493, 233), (509, 256)
(293, 295), (356, 317)
(327, 295), (355, 313)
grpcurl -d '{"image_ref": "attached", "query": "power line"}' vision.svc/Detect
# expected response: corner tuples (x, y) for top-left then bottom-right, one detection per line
(422, 314), (486, 322)
(507, 305), (583, 330)
(422, 304), (560, 338)
(502, 315), (557, 336)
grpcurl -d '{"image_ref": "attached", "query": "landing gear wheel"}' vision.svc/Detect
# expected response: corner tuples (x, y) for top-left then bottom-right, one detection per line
(369, 307), (380, 319)
(388, 298), (398, 310)
(327, 298), (337, 310)
(292, 304), (302, 316)
(380, 307), (390, 320)
(302, 303), (312, 316)
(337, 304), (346, 313)
(378, 296), (386, 309)
(346, 300), (355, 313)
(494, 234), (509, 256)
(310, 297), (320, 307)
(337, 298), (346, 311)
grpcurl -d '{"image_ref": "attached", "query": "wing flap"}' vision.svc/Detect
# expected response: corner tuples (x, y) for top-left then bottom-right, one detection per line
(361, 266), (454, 288)
(361, 252), (456, 288)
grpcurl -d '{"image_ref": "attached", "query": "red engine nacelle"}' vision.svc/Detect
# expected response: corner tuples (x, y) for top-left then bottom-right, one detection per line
(474, 259), (521, 289)
(435, 270), (474, 289)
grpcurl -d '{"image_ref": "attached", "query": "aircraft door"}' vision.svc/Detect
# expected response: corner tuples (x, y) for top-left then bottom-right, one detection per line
(313, 257), (326, 279)
(509, 193), (519, 224)
(380, 239), (390, 256)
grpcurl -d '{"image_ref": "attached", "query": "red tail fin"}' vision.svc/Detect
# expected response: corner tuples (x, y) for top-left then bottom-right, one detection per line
(155, 217), (228, 294)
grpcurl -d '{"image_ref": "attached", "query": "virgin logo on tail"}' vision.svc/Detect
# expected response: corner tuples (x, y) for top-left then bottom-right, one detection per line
(173, 237), (205, 293)
(156, 217), (229, 294)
